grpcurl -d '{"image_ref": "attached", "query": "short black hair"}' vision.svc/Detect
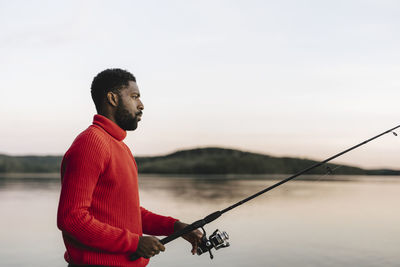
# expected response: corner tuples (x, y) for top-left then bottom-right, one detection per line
(91, 68), (136, 111)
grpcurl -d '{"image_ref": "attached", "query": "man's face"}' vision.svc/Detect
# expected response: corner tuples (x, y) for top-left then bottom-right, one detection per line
(115, 81), (144, 131)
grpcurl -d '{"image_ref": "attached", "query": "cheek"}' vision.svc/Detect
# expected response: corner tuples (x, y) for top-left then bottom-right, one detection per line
(125, 99), (138, 113)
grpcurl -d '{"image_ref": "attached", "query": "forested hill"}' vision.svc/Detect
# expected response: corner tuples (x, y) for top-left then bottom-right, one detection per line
(135, 147), (399, 175)
(2, 147), (397, 175)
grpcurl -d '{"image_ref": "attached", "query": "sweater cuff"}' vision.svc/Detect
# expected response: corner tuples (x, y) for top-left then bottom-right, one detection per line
(128, 231), (141, 252)
(166, 217), (179, 236)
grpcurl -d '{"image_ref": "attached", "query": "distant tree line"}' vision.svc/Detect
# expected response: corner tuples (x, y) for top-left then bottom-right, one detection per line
(0, 154), (62, 173)
(1, 148), (399, 175)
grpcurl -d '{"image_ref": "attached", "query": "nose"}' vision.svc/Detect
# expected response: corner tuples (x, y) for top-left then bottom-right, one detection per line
(138, 99), (144, 111)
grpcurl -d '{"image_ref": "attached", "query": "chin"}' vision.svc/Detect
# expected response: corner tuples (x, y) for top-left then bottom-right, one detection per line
(126, 125), (138, 131)
(124, 121), (138, 131)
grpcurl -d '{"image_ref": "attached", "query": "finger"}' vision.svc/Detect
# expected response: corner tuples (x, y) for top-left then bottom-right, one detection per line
(195, 230), (203, 239)
(157, 243), (165, 252)
(151, 237), (165, 251)
(193, 233), (202, 244)
(147, 251), (157, 258)
(189, 238), (198, 255)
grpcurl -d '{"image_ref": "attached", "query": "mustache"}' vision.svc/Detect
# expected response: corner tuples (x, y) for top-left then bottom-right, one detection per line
(136, 111), (143, 116)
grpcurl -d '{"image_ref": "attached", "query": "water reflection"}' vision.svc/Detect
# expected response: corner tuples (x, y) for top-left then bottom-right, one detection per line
(0, 176), (60, 191)
(138, 174), (394, 204)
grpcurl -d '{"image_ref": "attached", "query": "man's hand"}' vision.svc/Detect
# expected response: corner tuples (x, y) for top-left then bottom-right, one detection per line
(174, 221), (203, 255)
(135, 236), (165, 259)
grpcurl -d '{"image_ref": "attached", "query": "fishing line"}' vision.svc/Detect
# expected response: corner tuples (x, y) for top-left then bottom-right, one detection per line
(130, 124), (399, 261)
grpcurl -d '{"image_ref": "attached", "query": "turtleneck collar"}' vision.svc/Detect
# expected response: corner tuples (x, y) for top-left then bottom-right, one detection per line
(92, 114), (127, 141)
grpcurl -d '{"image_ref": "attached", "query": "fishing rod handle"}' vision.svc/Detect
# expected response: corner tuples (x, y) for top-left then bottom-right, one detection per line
(162, 211), (222, 244)
(130, 211), (222, 261)
(129, 219), (204, 261)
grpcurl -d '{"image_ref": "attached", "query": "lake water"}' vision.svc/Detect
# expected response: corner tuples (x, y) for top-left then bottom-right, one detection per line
(0, 174), (399, 267)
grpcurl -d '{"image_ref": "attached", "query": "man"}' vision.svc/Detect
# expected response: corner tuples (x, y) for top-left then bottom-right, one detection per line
(57, 68), (202, 267)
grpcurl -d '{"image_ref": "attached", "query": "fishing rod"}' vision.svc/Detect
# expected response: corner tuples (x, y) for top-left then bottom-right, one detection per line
(130, 124), (400, 261)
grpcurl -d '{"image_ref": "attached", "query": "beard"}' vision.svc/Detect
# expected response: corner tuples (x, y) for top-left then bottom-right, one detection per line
(115, 104), (139, 131)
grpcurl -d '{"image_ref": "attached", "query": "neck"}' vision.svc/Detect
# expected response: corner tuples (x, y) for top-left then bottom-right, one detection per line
(97, 110), (118, 126)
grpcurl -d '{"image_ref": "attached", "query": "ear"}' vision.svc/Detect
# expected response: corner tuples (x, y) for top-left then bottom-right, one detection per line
(106, 92), (119, 107)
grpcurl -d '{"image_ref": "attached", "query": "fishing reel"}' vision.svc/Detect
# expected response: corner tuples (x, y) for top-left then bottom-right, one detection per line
(197, 227), (230, 259)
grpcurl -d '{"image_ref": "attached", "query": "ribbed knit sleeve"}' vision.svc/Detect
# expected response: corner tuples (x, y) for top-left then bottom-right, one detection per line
(57, 131), (140, 254)
(140, 207), (178, 236)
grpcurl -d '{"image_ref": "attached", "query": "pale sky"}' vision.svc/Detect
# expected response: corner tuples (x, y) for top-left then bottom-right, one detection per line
(1, 0), (399, 169)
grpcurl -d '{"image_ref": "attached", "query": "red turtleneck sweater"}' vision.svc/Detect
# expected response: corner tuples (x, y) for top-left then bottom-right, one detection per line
(57, 115), (177, 266)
